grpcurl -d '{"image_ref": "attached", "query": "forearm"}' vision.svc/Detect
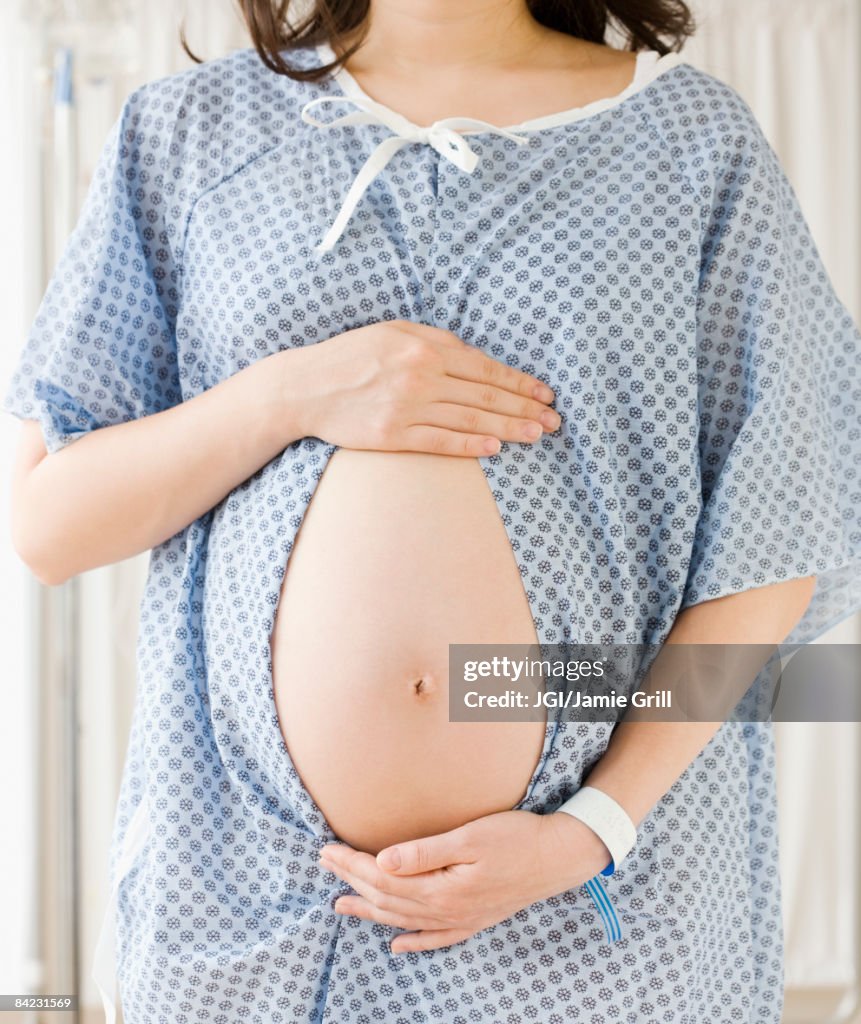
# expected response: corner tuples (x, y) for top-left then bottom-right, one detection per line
(576, 575), (817, 828)
(12, 347), (306, 585)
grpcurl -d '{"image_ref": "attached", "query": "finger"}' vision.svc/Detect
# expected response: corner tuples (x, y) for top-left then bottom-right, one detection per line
(395, 321), (466, 349)
(444, 348), (555, 403)
(390, 927), (476, 954)
(376, 826), (478, 876)
(333, 894), (444, 931)
(399, 425), (503, 457)
(440, 378), (562, 430)
(320, 850), (441, 911)
(420, 402), (550, 444)
(388, 320), (555, 402)
(322, 858), (445, 921)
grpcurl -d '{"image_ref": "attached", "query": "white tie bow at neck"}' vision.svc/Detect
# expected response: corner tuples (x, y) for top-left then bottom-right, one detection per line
(300, 94), (530, 252)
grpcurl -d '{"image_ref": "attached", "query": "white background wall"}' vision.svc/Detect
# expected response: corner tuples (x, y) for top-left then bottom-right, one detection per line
(0, 1), (858, 1020)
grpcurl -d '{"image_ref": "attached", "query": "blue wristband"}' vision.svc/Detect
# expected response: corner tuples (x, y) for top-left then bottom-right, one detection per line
(583, 872), (622, 942)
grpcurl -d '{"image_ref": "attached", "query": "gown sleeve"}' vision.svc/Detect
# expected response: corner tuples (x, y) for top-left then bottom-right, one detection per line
(1, 83), (183, 454)
(679, 95), (861, 646)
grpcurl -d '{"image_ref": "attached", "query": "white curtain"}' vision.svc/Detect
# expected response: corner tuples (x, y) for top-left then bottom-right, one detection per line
(0, 4), (41, 999)
(0, 1), (858, 1019)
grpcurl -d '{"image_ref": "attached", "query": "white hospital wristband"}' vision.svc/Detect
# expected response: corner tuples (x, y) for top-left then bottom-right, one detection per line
(555, 786), (637, 876)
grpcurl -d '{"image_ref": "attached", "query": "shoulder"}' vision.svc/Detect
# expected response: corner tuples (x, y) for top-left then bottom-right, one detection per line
(636, 59), (779, 201)
(112, 46), (325, 245)
(123, 44), (322, 149)
(640, 58), (763, 138)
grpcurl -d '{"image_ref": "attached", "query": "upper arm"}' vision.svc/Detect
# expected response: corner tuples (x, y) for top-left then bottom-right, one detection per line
(9, 419), (48, 561)
(13, 418), (48, 472)
(673, 574), (818, 644)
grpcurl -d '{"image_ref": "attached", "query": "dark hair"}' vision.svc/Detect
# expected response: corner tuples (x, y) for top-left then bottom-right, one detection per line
(180, 0), (696, 81)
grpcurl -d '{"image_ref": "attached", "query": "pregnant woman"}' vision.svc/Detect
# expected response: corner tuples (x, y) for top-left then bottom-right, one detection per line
(5, 0), (861, 1020)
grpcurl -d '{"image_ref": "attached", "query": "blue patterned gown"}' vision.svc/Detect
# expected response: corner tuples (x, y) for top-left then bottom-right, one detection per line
(3, 39), (860, 1024)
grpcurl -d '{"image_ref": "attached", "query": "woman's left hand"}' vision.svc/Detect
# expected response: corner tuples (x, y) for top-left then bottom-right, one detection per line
(319, 808), (612, 953)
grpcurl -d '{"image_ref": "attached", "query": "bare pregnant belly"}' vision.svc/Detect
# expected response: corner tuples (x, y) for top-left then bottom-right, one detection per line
(270, 448), (547, 854)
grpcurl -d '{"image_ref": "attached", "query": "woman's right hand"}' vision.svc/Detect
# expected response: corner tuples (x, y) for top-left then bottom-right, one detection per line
(11, 319), (560, 586)
(286, 320), (561, 457)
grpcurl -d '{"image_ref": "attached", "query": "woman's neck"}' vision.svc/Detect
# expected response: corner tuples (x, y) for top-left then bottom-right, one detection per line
(336, 0), (560, 76)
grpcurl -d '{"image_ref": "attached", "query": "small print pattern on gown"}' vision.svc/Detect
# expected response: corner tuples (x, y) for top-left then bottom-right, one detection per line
(3, 39), (860, 1024)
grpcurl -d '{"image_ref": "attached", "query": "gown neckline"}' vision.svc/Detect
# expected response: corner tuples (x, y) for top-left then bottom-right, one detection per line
(313, 40), (688, 134)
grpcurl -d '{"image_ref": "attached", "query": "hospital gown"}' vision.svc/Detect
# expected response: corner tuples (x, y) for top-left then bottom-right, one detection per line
(3, 39), (861, 1024)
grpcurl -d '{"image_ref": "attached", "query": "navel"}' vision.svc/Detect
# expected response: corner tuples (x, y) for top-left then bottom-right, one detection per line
(411, 673), (437, 699)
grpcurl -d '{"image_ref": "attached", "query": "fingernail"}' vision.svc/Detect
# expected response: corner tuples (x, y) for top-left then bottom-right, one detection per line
(483, 437), (501, 454)
(534, 383), (554, 402)
(540, 410), (561, 430)
(523, 422), (542, 441)
(377, 847), (401, 870)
